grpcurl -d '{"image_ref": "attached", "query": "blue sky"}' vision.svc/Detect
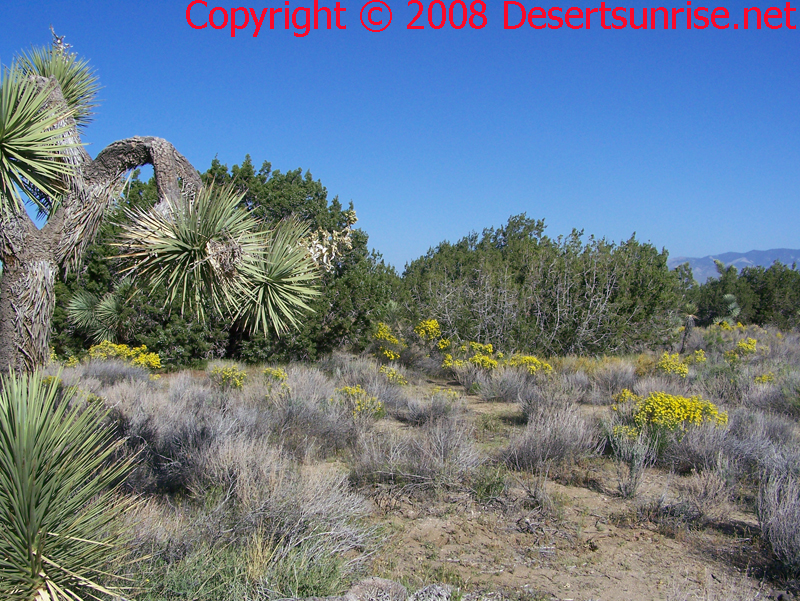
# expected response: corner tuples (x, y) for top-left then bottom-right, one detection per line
(3, 1), (798, 270)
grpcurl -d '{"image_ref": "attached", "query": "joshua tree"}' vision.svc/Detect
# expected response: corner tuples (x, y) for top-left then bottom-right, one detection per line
(0, 36), (318, 372)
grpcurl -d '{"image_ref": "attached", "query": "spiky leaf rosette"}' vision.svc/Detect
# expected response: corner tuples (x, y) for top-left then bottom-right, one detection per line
(16, 43), (99, 132)
(116, 183), (319, 334)
(0, 66), (77, 216)
(0, 371), (136, 601)
(236, 217), (321, 336)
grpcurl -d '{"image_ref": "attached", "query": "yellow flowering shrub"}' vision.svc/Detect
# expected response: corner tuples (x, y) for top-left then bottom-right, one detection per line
(755, 372), (775, 384)
(724, 337), (758, 364)
(613, 388), (727, 442)
(506, 354), (553, 375)
(441, 354), (466, 369)
(209, 365), (248, 389)
(263, 366), (290, 397)
(634, 391), (727, 431)
(469, 353), (498, 370)
(656, 352), (689, 378)
(379, 365), (408, 386)
(373, 322), (404, 361)
(687, 349), (707, 364)
(414, 319), (442, 341)
(88, 341), (162, 370)
(437, 338), (451, 351)
(335, 385), (384, 420)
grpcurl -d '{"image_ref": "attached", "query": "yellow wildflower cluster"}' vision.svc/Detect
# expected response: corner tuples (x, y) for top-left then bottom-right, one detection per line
(724, 337), (758, 364)
(469, 353), (499, 370)
(656, 352), (689, 378)
(612, 424), (639, 441)
(335, 385), (384, 419)
(414, 319), (442, 341)
(373, 322), (404, 361)
(429, 386), (460, 401)
(209, 365), (248, 389)
(617, 389), (727, 432)
(379, 365), (408, 386)
(438, 338), (451, 350)
(754, 372), (775, 384)
(263, 366), (290, 396)
(88, 341), (162, 370)
(687, 349), (707, 364)
(506, 354), (553, 375)
(441, 354), (466, 369)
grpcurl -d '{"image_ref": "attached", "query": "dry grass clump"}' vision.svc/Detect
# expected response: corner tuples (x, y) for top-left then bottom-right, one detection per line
(405, 388), (465, 426)
(351, 414), (483, 490)
(759, 468), (800, 575)
(473, 367), (529, 403)
(504, 403), (597, 473)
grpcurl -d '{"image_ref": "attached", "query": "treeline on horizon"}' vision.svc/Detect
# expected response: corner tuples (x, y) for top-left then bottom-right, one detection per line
(48, 156), (800, 366)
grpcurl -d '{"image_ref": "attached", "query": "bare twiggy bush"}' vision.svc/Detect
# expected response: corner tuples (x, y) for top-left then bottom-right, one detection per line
(405, 389), (465, 426)
(452, 363), (483, 394)
(505, 404), (596, 472)
(517, 374), (579, 416)
(590, 359), (636, 404)
(475, 367), (528, 403)
(759, 470), (800, 574)
(662, 421), (730, 474)
(351, 414), (482, 489)
(678, 466), (734, 524)
(606, 421), (658, 498)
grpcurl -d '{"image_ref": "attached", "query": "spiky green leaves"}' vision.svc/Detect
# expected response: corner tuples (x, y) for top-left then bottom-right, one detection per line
(66, 279), (138, 344)
(16, 44), (99, 131)
(0, 66), (77, 217)
(0, 371), (136, 600)
(116, 184), (320, 336)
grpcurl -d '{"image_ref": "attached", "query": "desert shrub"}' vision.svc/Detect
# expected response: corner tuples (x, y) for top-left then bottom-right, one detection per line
(517, 373), (580, 415)
(129, 443), (375, 600)
(379, 364), (408, 386)
(661, 420), (730, 474)
(351, 414), (482, 490)
(82, 358), (150, 386)
(208, 363), (248, 389)
(605, 422), (658, 498)
(677, 465), (733, 524)
(88, 340), (162, 370)
(634, 375), (689, 398)
(759, 470), (800, 574)
(452, 362), (483, 394)
(266, 368), (359, 460)
(322, 353), (410, 415)
(405, 387), (463, 426)
(504, 403), (597, 473)
(656, 352), (689, 378)
(590, 358), (637, 404)
(372, 322), (405, 361)
(475, 366), (529, 403)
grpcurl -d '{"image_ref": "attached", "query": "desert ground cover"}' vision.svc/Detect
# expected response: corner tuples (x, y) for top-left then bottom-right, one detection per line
(25, 323), (800, 600)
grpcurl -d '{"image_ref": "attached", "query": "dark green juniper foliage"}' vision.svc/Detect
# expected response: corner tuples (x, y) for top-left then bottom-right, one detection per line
(402, 214), (681, 355)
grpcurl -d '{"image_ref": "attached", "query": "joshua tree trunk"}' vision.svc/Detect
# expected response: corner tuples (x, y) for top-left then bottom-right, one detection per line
(0, 74), (201, 373)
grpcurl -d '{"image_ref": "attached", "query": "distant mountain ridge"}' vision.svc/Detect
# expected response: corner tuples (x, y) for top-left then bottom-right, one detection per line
(667, 249), (800, 283)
